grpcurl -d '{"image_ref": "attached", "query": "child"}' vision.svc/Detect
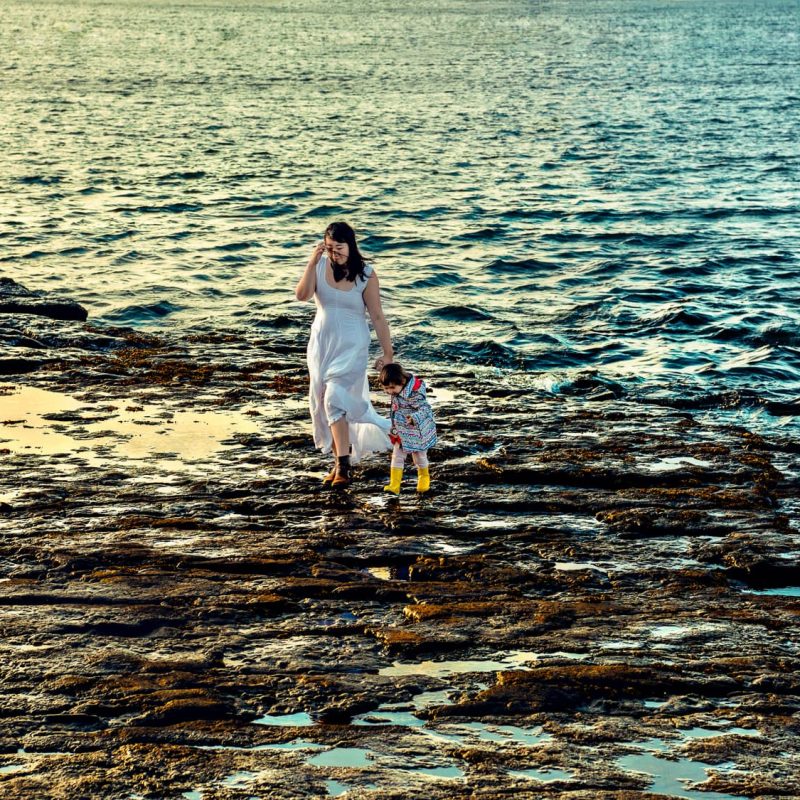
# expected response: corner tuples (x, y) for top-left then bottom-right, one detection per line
(379, 363), (437, 494)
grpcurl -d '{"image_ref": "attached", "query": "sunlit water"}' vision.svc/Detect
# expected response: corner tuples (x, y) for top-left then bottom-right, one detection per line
(2, 0), (799, 426)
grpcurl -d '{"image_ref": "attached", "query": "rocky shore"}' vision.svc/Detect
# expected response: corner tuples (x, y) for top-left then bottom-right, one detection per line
(1, 277), (798, 800)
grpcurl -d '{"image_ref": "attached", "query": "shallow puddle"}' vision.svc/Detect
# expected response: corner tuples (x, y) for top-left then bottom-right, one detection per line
(379, 651), (541, 677)
(508, 767), (573, 783)
(434, 721), (552, 747)
(353, 688), (454, 728)
(617, 752), (745, 800)
(617, 726), (760, 800)
(644, 456), (712, 472)
(254, 739), (324, 752)
(354, 689), (551, 754)
(327, 779), (377, 797)
(554, 561), (606, 573)
(649, 623), (724, 640)
(252, 712), (315, 727)
(308, 747), (376, 768)
(636, 737), (673, 753)
(200, 738), (326, 753)
(597, 640), (643, 650)
(0, 385), (261, 468)
(362, 565), (410, 581)
(743, 586), (800, 597)
(326, 780), (350, 797)
(221, 770), (257, 787)
(680, 726), (760, 739)
(354, 710), (427, 728)
(427, 539), (478, 555)
(409, 690), (453, 709)
(426, 387), (457, 404)
(413, 766), (465, 778)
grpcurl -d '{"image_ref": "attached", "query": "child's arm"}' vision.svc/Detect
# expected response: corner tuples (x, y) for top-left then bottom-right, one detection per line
(295, 242), (324, 302)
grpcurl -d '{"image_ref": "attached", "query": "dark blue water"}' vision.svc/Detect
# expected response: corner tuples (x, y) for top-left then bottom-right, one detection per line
(2, 0), (799, 424)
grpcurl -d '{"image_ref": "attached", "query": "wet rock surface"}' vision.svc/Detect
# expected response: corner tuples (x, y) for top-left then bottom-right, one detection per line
(1, 282), (799, 799)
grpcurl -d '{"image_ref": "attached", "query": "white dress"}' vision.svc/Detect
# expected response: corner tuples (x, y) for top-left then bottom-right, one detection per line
(307, 254), (391, 462)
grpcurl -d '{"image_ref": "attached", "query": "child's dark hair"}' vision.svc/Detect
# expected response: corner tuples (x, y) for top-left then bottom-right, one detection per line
(379, 363), (410, 386)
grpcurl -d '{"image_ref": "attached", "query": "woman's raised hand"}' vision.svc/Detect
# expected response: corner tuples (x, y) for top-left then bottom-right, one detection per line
(309, 240), (325, 264)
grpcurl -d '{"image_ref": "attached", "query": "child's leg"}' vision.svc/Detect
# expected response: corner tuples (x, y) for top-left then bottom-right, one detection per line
(384, 445), (406, 494)
(411, 451), (429, 469)
(392, 446), (408, 469)
(412, 450), (430, 492)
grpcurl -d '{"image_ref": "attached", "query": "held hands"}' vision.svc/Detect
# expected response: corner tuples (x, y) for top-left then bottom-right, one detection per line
(373, 354), (393, 371)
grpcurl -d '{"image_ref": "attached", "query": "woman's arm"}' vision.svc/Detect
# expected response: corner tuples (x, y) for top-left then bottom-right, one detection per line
(295, 242), (324, 302)
(363, 271), (394, 368)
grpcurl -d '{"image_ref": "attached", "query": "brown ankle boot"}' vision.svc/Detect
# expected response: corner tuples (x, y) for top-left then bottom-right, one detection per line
(331, 456), (351, 488)
(322, 464), (337, 484)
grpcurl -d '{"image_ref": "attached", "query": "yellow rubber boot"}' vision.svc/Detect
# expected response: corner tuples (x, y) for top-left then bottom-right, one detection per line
(416, 467), (430, 493)
(383, 467), (403, 495)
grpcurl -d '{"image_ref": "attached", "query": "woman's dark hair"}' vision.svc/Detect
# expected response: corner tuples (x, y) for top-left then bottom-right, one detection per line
(379, 363), (410, 386)
(325, 221), (368, 283)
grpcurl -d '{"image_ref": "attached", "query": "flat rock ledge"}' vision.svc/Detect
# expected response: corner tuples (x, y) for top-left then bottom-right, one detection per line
(0, 277), (88, 324)
(0, 281), (798, 799)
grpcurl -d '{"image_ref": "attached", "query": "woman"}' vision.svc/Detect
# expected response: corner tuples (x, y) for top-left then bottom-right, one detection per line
(294, 221), (394, 487)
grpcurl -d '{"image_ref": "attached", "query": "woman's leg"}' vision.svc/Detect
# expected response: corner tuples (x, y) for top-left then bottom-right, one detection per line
(330, 417), (350, 457)
(322, 438), (338, 484)
(331, 417), (352, 487)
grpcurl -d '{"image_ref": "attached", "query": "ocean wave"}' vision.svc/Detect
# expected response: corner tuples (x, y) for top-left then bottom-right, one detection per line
(533, 371), (625, 399)
(156, 171), (207, 182)
(16, 175), (63, 185)
(113, 203), (205, 214)
(101, 301), (184, 325)
(641, 388), (800, 417)
(112, 251), (157, 266)
(500, 208), (562, 221)
(414, 272), (466, 289)
(301, 204), (349, 218)
(630, 306), (712, 332)
(751, 322), (800, 348)
(429, 305), (492, 321)
(252, 314), (296, 329)
(444, 339), (521, 368)
(485, 257), (557, 274)
(95, 230), (136, 243)
(454, 227), (506, 240)
(241, 203), (299, 216)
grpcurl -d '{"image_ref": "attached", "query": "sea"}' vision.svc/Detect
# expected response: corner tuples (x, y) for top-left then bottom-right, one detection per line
(2, 0), (799, 432)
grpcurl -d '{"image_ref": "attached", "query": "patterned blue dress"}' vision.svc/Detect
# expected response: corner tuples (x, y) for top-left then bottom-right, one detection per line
(389, 375), (437, 452)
